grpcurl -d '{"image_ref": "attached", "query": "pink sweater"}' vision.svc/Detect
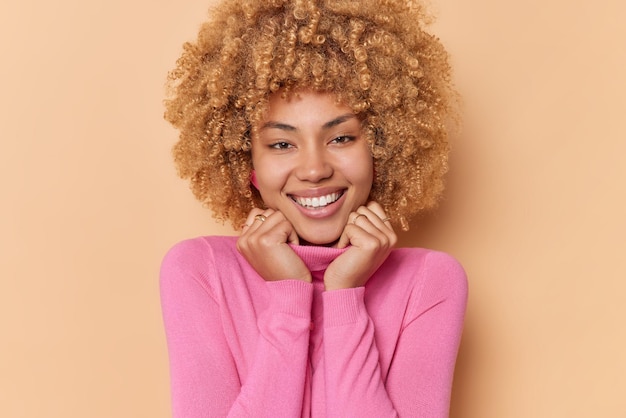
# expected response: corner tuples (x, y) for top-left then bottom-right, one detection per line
(160, 236), (467, 417)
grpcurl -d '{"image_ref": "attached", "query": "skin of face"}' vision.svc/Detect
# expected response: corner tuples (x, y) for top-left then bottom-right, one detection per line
(251, 91), (374, 246)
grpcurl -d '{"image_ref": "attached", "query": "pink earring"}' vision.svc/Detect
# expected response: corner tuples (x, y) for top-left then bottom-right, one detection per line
(250, 170), (259, 189)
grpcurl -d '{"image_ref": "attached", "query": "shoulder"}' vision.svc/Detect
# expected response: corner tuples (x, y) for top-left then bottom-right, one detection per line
(389, 247), (468, 300)
(161, 235), (239, 271)
(160, 236), (241, 290)
(384, 248), (468, 329)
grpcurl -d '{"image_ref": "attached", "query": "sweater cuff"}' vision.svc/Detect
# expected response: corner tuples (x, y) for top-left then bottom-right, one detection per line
(323, 287), (366, 327)
(266, 280), (313, 318)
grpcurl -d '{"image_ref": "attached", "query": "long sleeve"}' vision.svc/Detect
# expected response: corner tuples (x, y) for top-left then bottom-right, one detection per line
(228, 280), (313, 417)
(160, 239), (313, 417)
(321, 250), (468, 417)
(385, 251), (468, 416)
(322, 288), (397, 417)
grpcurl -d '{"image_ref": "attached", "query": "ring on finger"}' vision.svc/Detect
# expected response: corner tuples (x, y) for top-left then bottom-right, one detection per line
(254, 214), (267, 223)
(352, 213), (365, 224)
(381, 217), (391, 223)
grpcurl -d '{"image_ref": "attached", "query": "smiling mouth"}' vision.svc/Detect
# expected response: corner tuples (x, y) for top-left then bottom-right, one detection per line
(290, 191), (344, 209)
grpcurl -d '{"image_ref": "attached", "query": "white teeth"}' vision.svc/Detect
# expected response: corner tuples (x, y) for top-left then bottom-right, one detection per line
(293, 192), (341, 208)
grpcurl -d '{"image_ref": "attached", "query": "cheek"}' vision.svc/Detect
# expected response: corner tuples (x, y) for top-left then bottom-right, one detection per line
(360, 168), (375, 197)
(250, 152), (276, 193)
(254, 163), (290, 201)
(346, 153), (374, 191)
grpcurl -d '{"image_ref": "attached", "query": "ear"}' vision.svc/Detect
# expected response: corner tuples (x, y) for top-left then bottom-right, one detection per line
(250, 170), (259, 189)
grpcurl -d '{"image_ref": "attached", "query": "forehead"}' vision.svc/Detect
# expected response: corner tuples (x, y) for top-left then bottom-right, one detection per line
(262, 90), (355, 125)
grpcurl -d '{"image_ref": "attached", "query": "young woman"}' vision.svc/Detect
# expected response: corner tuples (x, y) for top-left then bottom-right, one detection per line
(160, 0), (468, 416)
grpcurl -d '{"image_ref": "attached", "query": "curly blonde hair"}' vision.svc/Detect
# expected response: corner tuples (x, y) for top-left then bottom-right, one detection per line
(164, 0), (456, 231)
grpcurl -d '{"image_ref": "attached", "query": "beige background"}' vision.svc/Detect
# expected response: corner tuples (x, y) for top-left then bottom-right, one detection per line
(1, 0), (624, 416)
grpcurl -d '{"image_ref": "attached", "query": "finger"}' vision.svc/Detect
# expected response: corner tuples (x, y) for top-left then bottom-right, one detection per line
(269, 211), (300, 246)
(337, 211), (365, 249)
(337, 210), (382, 249)
(353, 206), (397, 248)
(365, 201), (394, 231)
(335, 211), (367, 248)
(286, 223), (300, 245)
(354, 208), (389, 240)
(354, 206), (386, 233)
(241, 208), (264, 234)
(336, 227), (351, 249)
(241, 208), (275, 236)
(248, 210), (304, 253)
(238, 208), (290, 258)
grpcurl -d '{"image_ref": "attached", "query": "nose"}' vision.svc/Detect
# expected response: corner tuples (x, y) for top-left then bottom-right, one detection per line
(295, 145), (333, 183)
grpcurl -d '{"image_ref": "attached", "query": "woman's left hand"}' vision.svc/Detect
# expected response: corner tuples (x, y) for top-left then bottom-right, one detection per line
(324, 201), (397, 291)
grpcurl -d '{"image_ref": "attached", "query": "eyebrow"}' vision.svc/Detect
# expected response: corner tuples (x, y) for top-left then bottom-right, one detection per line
(260, 113), (357, 132)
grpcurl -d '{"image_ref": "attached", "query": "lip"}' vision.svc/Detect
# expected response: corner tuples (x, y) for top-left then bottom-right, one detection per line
(289, 190), (344, 208)
(288, 187), (346, 198)
(289, 188), (347, 219)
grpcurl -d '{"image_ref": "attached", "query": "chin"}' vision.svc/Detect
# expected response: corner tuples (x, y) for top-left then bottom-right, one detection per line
(297, 229), (342, 247)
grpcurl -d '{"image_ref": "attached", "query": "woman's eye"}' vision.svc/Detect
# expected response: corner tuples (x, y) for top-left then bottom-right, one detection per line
(330, 135), (355, 144)
(269, 141), (292, 150)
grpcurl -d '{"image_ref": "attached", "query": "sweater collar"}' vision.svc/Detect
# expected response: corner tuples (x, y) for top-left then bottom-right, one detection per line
(225, 235), (347, 273)
(289, 244), (348, 272)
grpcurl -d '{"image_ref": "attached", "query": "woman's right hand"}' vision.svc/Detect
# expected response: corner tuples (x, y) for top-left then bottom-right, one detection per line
(237, 208), (312, 283)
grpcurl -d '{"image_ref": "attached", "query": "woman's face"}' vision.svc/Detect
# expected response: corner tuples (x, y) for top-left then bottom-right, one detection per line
(251, 91), (374, 246)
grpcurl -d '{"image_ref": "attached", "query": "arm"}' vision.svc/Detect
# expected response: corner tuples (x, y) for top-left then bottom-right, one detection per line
(322, 251), (468, 417)
(160, 241), (313, 418)
(386, 251), (468, 416)
(322, 287), (397, 417)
